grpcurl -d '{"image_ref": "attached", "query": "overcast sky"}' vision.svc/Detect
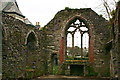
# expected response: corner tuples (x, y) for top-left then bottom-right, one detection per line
(16, 0), (117, 27)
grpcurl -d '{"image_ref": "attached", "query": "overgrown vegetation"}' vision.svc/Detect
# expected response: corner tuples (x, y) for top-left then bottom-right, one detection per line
(65, 7), (71, 10)
(58, 64), (67, 75)
(102, 68), (110, 77)
(24, 67), (34, 78)
(53, 65), (58, 75)
(86, 66), (98, 76)
(39, 27), (46, 31)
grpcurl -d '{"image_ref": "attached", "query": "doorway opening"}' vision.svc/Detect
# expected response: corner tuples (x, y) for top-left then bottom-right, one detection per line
(70, 65), (84, 76)
(51, 54), (58, 75)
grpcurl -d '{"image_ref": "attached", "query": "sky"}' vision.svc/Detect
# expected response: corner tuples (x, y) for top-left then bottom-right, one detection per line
(16, 0), (117, 27)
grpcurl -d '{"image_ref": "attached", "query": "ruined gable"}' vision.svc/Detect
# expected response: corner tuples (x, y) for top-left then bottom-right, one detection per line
(45, 8), (110, 76)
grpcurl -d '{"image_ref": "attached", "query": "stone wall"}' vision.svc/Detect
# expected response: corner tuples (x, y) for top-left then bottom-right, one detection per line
(0, 11), (2, 79)
(2, 8), (112, 78)
(111, 1), (120, 79)
(45, 8), (110, 76)
(2, 13), (49, 78)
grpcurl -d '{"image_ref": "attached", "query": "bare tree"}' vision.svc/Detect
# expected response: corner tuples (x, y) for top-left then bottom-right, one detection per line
(101, 0), (116, 21)
(101, 0), (116, 39)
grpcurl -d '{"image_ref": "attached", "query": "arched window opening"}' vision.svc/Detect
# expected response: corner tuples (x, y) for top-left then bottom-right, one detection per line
(66, 19), (89, 60)
(26, 32), (37, 50)
(83, 33), (89, 57)
(67, 33), (72, 47)
(74, 29), (81, 47)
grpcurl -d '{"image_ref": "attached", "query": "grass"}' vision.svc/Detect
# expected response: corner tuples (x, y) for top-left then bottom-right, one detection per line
(53, 65), (58, 75)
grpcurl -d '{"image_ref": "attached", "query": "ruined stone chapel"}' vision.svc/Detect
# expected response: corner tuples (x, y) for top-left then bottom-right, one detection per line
(1, 0), (120, 79)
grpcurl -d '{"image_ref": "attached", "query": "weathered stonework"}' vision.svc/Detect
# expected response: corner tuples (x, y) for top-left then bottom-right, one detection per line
(3, 7), (117, 79)
(45, 8), (110, 76)
(111, 1), (120, 79)
(0, 11), (2, 78)
(2, 13), (49, 78)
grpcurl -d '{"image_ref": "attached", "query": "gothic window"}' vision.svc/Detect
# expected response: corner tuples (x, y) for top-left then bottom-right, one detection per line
(66, 19), (89, 58)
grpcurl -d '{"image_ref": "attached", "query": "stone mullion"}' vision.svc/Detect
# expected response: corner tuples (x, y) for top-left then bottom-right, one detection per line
(72, 33), (74, 56)
(81, 33), (83, 59)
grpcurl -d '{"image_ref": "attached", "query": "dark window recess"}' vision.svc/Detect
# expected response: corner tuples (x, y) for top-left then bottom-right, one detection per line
(26, 32), (37, 50)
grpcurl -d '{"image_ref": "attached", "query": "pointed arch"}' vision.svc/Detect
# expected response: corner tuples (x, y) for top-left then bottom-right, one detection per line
(25, 30), (38, 50)
(60, 16), (94, 64)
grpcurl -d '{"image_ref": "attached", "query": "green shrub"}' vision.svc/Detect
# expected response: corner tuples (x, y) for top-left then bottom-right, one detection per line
(53, 65), (58, 75)
(86, 66), (98, 76)
(65, 7), (71, 10)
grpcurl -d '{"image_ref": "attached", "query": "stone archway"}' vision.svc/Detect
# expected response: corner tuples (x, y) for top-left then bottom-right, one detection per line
(26, 31), (38, 50)
(58, 16), (94, 76)
(26, 32), (36, 49)
(65, 18), (89, 60)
